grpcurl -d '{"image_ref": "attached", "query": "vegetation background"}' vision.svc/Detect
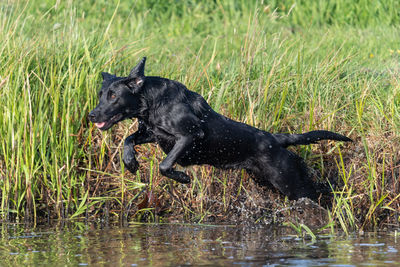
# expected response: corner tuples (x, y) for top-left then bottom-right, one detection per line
(1, 0), (399, 232)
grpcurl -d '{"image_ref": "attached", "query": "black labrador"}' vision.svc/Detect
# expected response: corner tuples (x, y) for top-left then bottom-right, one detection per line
(89, 57), (352, 200)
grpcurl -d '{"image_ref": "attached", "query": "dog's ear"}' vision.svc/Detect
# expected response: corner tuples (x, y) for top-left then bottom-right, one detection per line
(129, 57), (146, 78)
(126, 57), (146, 91)
(101, 72), (115, 81)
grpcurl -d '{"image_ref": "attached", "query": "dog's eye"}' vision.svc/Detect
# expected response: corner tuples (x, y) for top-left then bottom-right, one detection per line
(108, 91), (116, 100)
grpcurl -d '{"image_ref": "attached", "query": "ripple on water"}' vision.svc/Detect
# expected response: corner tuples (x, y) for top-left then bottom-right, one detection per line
(0, 224), (399, 266)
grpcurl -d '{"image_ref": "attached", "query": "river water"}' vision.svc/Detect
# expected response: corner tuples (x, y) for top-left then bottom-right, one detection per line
(0, 223), (399, 266)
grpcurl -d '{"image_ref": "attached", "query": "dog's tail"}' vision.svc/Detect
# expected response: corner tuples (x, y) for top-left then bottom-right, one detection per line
(273, 130), (352, 148)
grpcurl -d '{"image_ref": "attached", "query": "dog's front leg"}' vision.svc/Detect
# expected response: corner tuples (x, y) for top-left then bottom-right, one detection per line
(123, 121), (155, 174)
(122, 134), (140, 173)
(159, 135), (193, 184)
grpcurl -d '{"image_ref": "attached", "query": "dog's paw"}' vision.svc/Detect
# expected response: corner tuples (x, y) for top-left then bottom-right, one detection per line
(124, 160), (139, 174)
(175, 172), (191, 184)
(160, 168), (191, 184)
(123, 149), (139, 174)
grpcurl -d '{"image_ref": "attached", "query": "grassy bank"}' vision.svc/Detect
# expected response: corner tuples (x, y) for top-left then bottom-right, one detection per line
(0, 0), (399, 232)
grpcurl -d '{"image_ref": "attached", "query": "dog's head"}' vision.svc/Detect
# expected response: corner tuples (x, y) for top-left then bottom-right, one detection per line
(89, 57), (147, 130)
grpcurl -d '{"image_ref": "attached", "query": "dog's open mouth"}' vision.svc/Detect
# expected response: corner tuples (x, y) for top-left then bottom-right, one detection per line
(95, 122), (107, 128)
(94, 113), (124, 130)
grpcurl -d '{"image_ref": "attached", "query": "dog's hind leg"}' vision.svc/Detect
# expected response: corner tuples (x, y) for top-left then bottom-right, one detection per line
(123, 120), (155, 174)
(253, 149), (318, 200)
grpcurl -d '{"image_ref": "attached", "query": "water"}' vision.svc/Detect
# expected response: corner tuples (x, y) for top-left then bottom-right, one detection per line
(0, 223), (399, 266)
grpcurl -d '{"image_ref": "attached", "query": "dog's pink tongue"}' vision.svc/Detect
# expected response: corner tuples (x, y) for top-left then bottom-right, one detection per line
(95, 122), (106, 128)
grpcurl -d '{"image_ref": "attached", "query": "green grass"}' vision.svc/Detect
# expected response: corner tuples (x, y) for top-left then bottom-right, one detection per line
(0, 0), (400, 231)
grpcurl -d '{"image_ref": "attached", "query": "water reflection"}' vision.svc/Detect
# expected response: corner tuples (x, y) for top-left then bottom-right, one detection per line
(0, 223), (399, 266)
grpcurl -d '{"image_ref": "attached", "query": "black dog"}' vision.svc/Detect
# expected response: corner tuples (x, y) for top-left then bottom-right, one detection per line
(89, 57), (351, 200)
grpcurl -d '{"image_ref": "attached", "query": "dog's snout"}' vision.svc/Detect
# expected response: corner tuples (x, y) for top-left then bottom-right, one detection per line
(88, 111), (96, 122)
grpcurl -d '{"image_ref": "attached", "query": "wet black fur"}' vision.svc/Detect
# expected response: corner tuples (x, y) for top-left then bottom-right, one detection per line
(89, 57), (352, 200)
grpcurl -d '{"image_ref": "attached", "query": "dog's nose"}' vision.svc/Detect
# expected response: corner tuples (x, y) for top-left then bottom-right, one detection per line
(88, 111), (96, 122)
